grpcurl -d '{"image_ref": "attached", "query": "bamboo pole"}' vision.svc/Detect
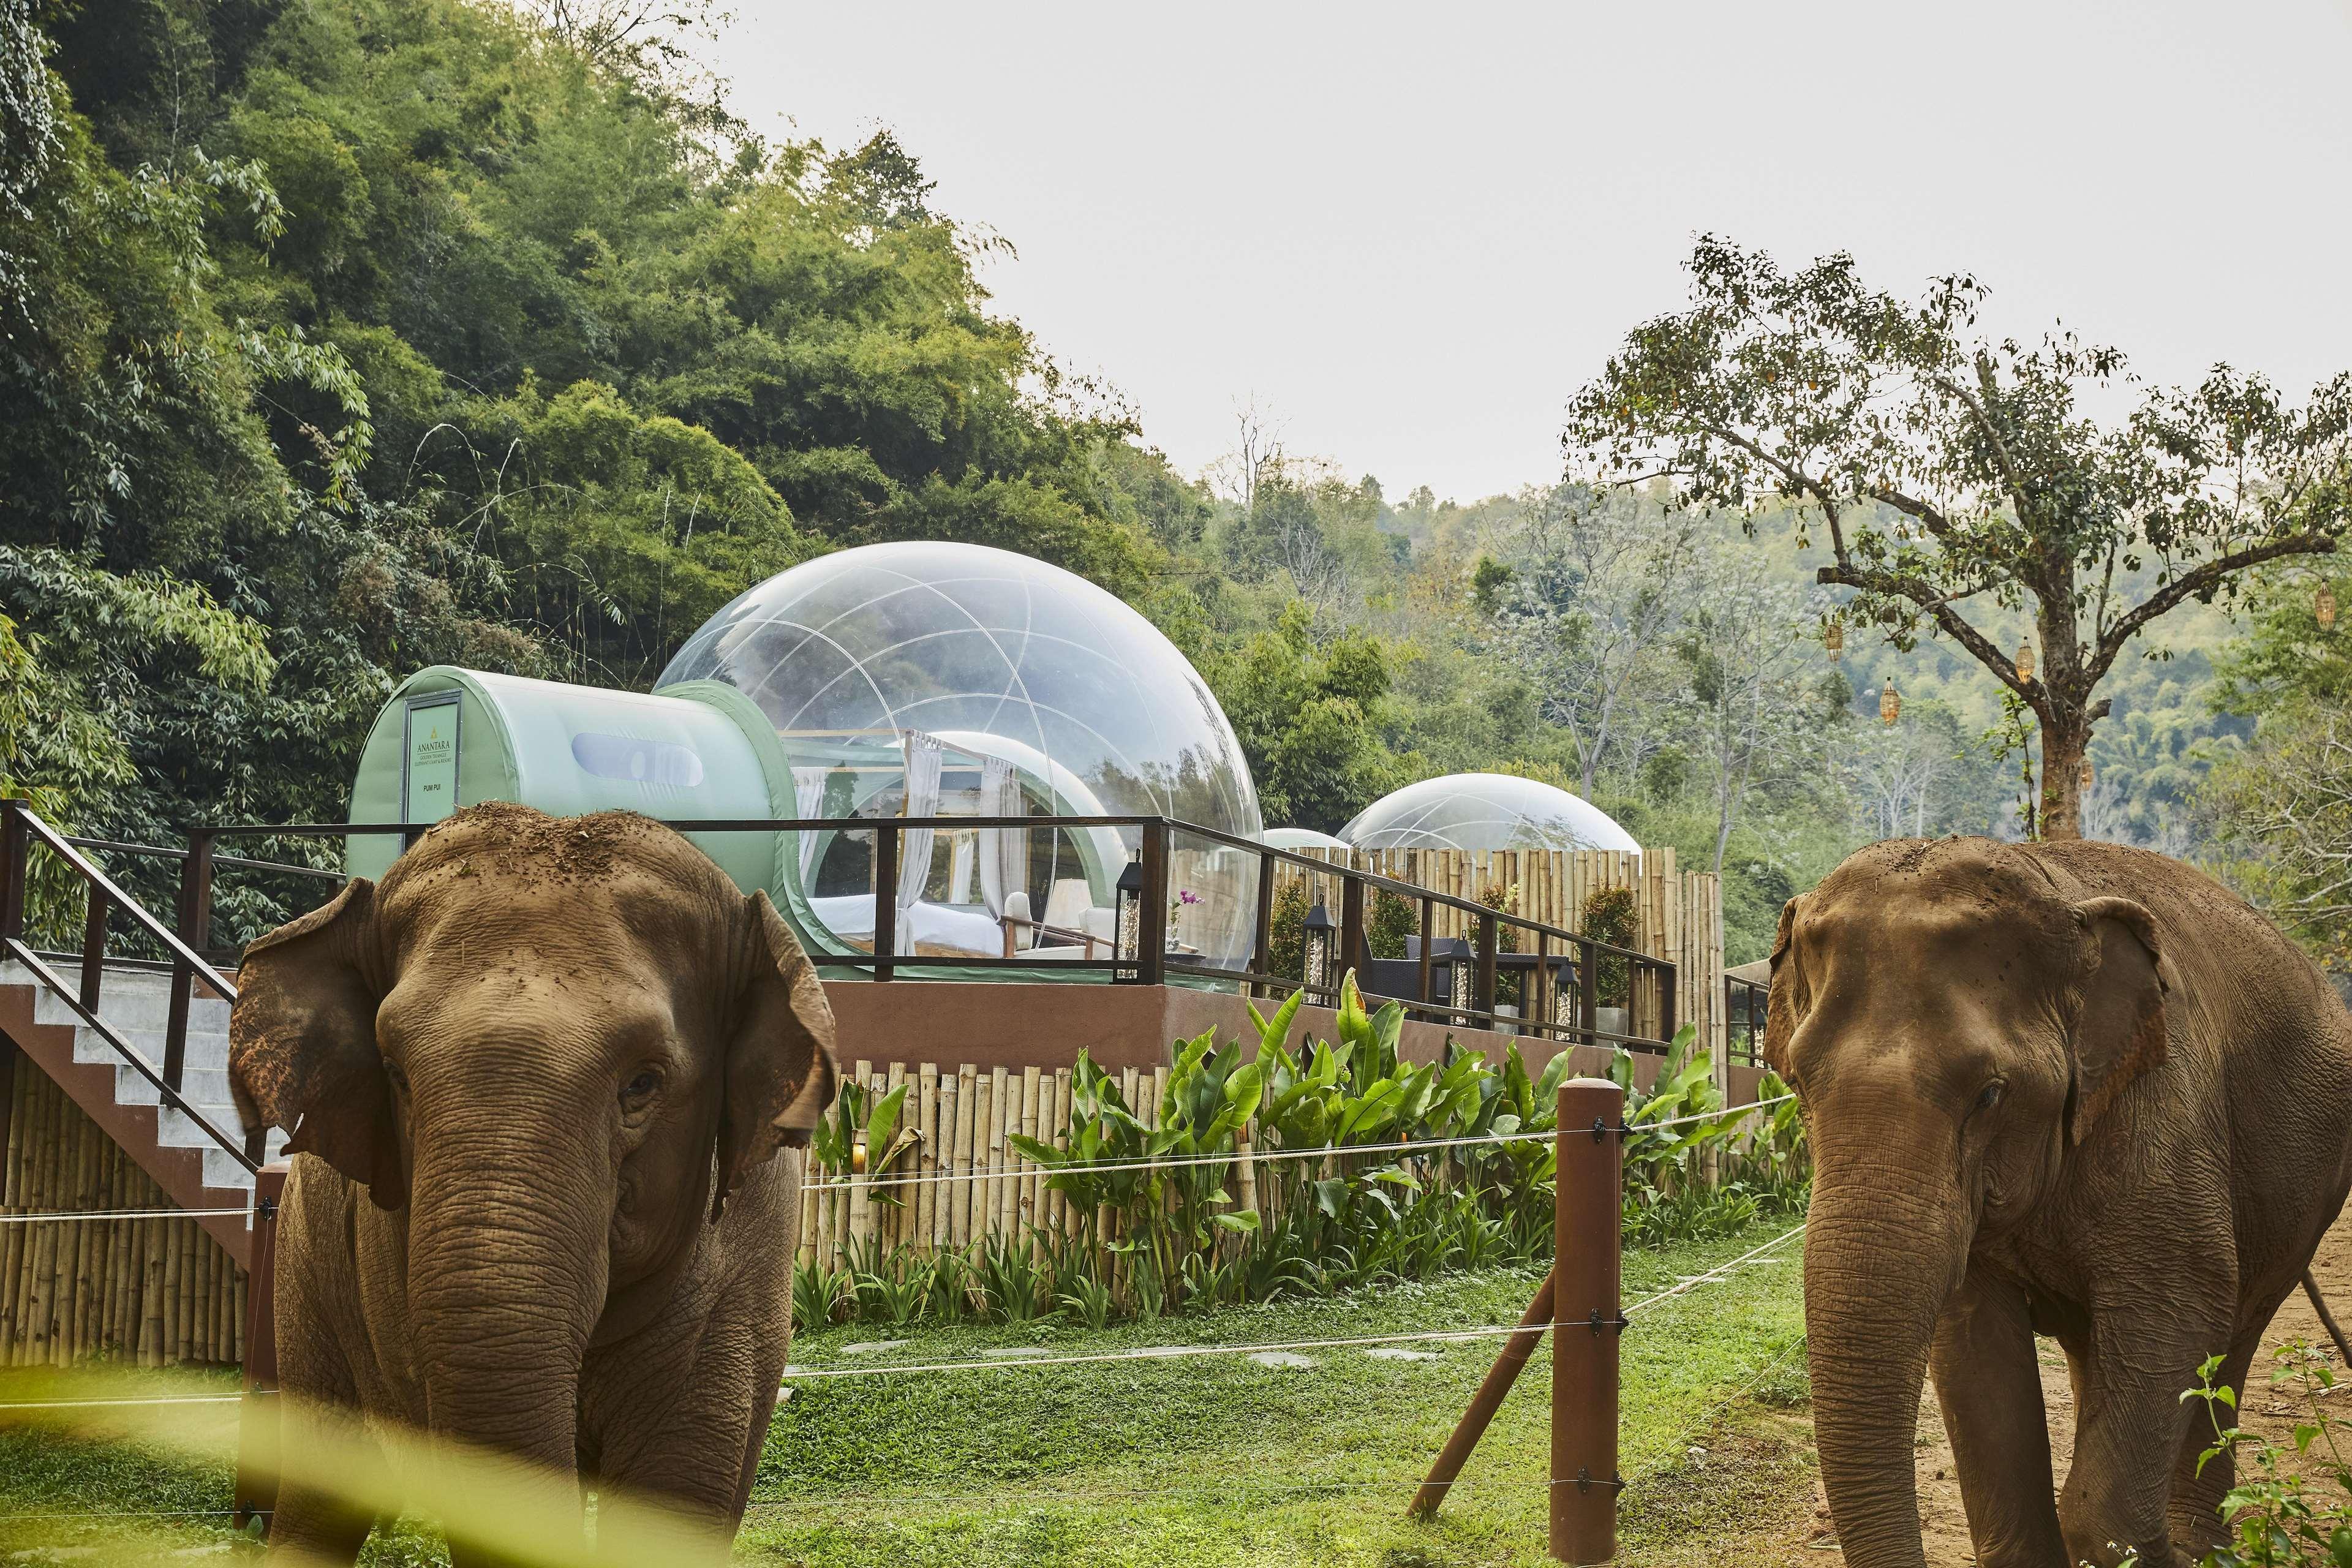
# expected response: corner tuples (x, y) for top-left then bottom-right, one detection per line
(915, 1064), (938, 1254)
(25, 1079), (63, 1365)
(140, 1215), (164, 1368)
(883, 1064), (906, 1250)
(1017, 1066), (1041, 1250)
(0, 1055), (26, 1358)
(951, 1066), (976, 1250)
(986, 1067), (1009, 1243)
(1050, 1068), (1073, 1235)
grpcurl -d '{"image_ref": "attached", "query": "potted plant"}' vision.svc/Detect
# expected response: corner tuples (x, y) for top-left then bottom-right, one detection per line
(1578, 886), (1637, 1042)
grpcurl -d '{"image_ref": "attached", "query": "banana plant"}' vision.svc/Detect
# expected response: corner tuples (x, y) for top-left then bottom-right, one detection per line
(810, 1079), (917, 1206)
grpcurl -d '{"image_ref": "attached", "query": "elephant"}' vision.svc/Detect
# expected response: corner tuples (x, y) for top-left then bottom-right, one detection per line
(228, 802), (839, 1564)
(1768, 835), (2352, 1568)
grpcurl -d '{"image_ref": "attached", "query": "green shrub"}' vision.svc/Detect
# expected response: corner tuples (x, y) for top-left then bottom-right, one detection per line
(788, 974), (1813, 1330)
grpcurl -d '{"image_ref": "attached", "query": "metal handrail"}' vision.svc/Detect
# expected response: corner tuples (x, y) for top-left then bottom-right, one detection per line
(0, 943), (257, 1174)
(175, 812), (1683, 1049)
(0, 801), (255, 1177)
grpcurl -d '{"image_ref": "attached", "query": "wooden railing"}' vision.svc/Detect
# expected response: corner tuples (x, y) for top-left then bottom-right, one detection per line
(7, 807), (1684, 1055)
(0, 799), (258, 1175)
(274, 817), (1676, 1051)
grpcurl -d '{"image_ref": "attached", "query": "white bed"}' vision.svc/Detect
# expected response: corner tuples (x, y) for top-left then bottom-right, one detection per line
(807, 895), (1010, 958)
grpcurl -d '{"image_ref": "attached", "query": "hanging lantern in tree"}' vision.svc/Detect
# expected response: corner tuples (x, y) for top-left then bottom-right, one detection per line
(2015, 640), (2035, 684)
(2319, 584), (2339, 631)
(1823, 620), (1844, 662)
(1880, 682), (1901, 726)
(2078, 757), (2095, 790)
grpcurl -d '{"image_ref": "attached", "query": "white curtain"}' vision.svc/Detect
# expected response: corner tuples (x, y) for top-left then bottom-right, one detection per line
(976, 753), (1027, 918)
(896, 733), (944, 954)
(948, 835), (976, 905)
(792, 767), (827, 884)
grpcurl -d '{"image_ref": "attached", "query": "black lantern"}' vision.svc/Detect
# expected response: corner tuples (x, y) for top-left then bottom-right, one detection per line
(1444, 937), (1474, 1026)
(1115, 859), (1145, 972)
(1302, 902), (1335, 995)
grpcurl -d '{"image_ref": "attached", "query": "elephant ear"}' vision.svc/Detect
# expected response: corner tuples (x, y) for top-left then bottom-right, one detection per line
(229, 879), (406, 1209)
(714, 891), (839, 1221)
(1761, 896), (1809, 1077)
(2066, 895), (2170, 1147)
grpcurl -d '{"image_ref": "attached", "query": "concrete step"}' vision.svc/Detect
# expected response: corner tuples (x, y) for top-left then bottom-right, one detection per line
(74, 1025), (229, 1075)
(115, 1062), (231, 1107)
(26, 971), (232, 1035)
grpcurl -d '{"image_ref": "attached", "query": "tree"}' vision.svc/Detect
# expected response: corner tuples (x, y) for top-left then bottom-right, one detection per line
(1487, 484), (1700, 797)
(1673, 559), (1823, 873)
(2201, 560), (2352, 961)
(1198, 603), (1396, 832)
(1566, 238), (2352, 838)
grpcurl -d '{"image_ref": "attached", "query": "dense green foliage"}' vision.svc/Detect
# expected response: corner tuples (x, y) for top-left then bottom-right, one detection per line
(796, 982), (1805, 1331)
(2201, 564), (2352, 966)
(0, 0), (1163, 844)
(4, 0), (2296, 970)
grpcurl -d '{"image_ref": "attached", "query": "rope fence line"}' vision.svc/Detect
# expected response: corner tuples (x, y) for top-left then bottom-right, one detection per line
(775, 1223), (1809, 1384)
(0, 1209), (252, 1224)
(803, 1095), (1797, 1194)
(0, 1393), (241, 1411)
(0, 1225), (1811, 1414)
(1623, 1223), (1808, 1319)
(1622, 1332), (1811, 1495)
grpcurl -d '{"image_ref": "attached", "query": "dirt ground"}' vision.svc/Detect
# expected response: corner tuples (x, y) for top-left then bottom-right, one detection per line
(1715, 1197), (2352, 1566)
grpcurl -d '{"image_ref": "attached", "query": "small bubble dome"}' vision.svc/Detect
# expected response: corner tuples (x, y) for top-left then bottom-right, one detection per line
(1342, 772), (1640, 854)
(657, 542), (1264, 969)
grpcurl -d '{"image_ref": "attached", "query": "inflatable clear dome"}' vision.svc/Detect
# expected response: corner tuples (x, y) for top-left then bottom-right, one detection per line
(657, 543), (1263, 971)
(1342, 773), (1639, 854)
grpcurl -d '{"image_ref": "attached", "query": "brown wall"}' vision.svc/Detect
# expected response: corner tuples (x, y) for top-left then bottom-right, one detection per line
(820, 979), (1766, 1102)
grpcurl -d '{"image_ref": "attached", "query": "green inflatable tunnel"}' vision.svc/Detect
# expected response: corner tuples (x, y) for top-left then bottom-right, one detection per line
(346, 666), (796, 900)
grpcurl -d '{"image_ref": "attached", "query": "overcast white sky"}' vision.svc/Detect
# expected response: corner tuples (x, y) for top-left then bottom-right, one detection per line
(720, 1), (2352, 504)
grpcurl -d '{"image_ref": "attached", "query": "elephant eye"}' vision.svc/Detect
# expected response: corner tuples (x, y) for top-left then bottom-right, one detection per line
(622, 1069), (662, 1106)
(1974, 1081), (2004, 1114)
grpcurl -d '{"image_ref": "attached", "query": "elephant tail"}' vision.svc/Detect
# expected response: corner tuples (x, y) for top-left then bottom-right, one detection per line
(2302, 1270), (2352, 1367)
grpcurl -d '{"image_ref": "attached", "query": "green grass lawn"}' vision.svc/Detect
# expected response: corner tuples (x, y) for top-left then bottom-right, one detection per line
(0, 1222), (1809, 1566)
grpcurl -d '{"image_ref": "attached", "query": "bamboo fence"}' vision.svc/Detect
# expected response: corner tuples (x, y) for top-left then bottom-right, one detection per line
(0, 1052), (244, 1368)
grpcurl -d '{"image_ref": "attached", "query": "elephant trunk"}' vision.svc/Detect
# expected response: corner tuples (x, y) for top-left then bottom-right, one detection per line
(404, 1102), (614, 1561)
(1803, 1124), (1972, 1568)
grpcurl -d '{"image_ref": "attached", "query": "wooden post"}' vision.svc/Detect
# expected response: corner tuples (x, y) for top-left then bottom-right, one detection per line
(872, 826), (897, 982)
(1552, 1079), (1623, 1565)
(235, 1163), (289, 1531)
(1475, 910), (1498, 1022)
(0, 799), (28, 943)
(1338, 873), (1365, 993)
(1410, 1269), (1556, 1518)
(1251, 849), (1275, 999)
(1137, 822), (1167, 987)
(164, 831), (216, 1094)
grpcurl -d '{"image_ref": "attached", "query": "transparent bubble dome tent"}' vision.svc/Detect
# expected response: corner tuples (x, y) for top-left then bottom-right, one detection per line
(654, 542), (1265, 971)
(1342, 773), (1640, 855)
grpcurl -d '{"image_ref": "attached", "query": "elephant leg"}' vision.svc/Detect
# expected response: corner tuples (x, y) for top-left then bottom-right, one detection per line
(1931, 1272), (2066, 1567)
(2166, 1327), (2261, 1558)
(2059, 1320), (2226, 1568)
(583, 1294), (792, 1558)
(265, 1396), (383, 1566)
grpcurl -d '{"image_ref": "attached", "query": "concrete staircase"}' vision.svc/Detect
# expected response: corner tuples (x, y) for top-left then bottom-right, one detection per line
(0, 959), (284, 1262)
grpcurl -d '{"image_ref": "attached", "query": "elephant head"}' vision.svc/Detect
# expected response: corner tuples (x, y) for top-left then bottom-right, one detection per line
(228, 804), (836, 1487)
(1765, 837), (2170, 1568)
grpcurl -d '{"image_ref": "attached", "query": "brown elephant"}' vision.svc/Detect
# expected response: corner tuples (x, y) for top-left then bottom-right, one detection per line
(228, 802), (838, 1564)
(1769, 836), (2352, 1568)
